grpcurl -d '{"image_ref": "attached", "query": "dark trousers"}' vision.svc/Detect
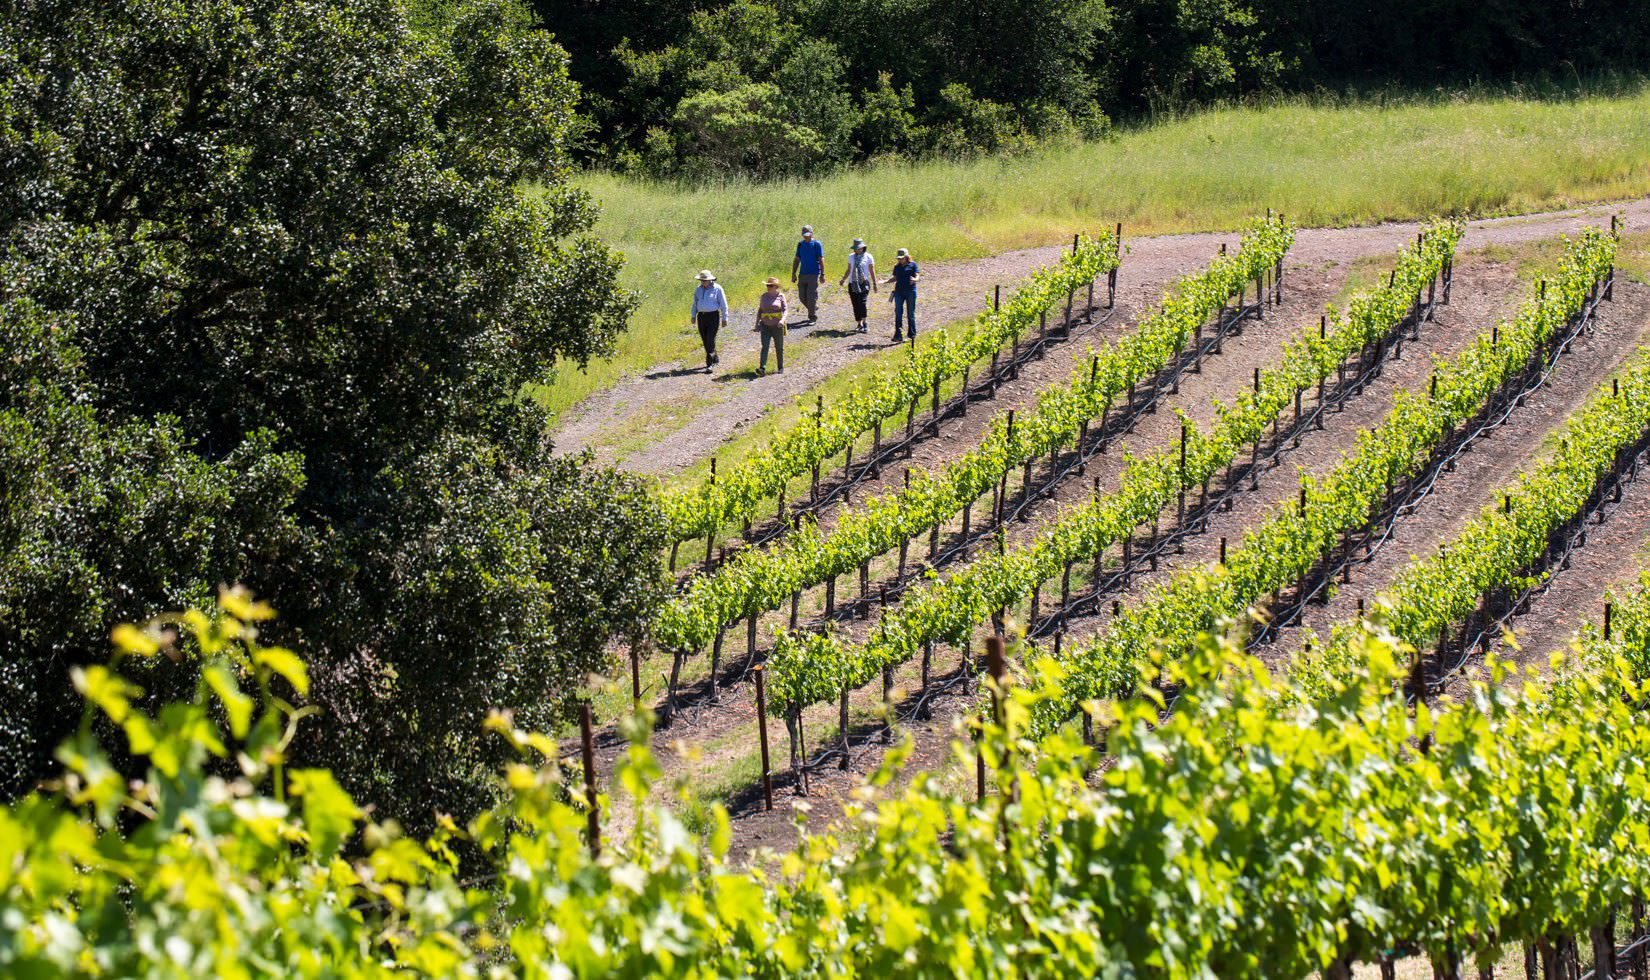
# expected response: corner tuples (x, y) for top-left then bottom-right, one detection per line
(848, 286), (870, 321)
(893, 292), (917, 338)
(759, 322), (784, 372)
(696, 311), (720, 367)
(797, 274), (820, 318)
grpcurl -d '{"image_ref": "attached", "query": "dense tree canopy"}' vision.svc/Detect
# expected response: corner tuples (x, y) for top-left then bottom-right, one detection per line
(0, 0), (666, 824)
(533, 0), (1650, 178)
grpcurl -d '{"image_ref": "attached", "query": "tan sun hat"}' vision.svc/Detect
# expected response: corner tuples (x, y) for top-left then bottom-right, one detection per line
(696, 270), (716, 281)
(763, 276), (782, 286)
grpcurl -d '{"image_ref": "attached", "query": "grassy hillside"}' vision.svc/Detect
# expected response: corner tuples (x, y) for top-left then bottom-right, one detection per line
(543, 86), (1650, 421)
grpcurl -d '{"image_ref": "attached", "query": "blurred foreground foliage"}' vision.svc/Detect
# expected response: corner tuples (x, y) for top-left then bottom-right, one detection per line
(6, 588), (1650, 976)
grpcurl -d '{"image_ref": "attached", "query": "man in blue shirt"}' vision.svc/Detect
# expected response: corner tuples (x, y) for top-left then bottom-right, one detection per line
(885, 247), (920, 342)
(790, 224), (826, 323)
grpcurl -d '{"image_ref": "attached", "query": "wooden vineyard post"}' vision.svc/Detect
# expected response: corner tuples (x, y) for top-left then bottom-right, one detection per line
(709, 625), (724, 704)
(1177, 424), (1188, 552)
(754, 666), (774, 810)
(1092, 476), (1104, 586)
(1606, 601), (1615, 641)
(882, 665), (895, 743)
(630, 640), (641, 707)
(839, 684), (851, 770)
(978, 636), (1009, 804)
(1108, 223), (1122, 308)
(579, 702), (600, 858)
(811, 396), (825, 502)
(705, 457), (717, 566)
(919, 641), (934, 719)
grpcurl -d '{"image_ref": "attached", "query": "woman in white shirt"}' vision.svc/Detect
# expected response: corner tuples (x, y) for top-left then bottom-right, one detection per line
(689, 270), (729, 372)
(837, 239), (877, 334)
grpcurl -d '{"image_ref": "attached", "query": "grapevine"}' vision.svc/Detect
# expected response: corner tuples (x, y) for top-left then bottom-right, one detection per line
(1291, 347), (1650, 701)
(1042, 226), (1617, 729)
(654, 215), (1293, 664)
(762, 219), (1457, 717)
(659, 230), (1123, 548)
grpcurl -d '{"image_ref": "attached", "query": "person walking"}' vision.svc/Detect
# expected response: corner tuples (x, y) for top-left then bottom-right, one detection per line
(791, 224), (826, 324)
(885, 247), (920, 342)
(756, 277), (788, 376)
(690, 270), (728, 372)
(838, 238), (876, 333)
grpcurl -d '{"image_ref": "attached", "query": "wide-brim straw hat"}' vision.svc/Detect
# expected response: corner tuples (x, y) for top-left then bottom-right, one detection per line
(895, 248), (909, 258)
(763, 276), (782, 286)
(696, 270), (716, 281)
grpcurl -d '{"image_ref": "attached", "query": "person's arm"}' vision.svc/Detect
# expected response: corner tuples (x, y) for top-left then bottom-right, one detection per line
(817, 246), (827, 281)
(869, 259), (878, 291)
(791, 246), (800, 282)
(718, 286), (729, 322)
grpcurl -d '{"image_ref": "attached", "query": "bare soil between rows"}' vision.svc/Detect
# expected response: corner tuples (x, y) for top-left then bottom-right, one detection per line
(585, 203), (1650, 861)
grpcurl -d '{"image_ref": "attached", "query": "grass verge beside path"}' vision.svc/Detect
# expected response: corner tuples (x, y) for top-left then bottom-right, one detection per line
(541, 86), (1650, 421)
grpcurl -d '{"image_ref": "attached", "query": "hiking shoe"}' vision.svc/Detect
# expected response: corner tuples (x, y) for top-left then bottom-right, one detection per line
(757, 367), (766, 377)
(857, 323), (867, 334)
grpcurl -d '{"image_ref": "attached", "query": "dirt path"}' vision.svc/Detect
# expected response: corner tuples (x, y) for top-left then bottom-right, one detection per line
(553, 199), (1650, 475)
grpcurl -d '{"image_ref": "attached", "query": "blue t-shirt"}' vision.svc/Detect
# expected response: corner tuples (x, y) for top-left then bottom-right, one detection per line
(795, 238), (824, 276)
(891, 260), (919, 295)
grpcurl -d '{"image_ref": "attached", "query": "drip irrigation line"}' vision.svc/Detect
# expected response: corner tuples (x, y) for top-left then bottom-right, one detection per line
(1245, 281), (1607, 647)
(673, 282), (1122, 590)
(795, 296), (1264, 627)
(1025, 283), (1442, 639)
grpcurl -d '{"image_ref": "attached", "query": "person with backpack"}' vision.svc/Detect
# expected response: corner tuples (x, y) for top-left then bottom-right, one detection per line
(689, 270), (728, 372)
(790, 224), (826, 323)
(838, 238), (877, 333)
(885, 247), (920, 342)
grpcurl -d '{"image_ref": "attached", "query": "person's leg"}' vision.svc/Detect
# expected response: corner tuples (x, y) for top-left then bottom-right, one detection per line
(850, 288), (868, 329)
(813, 275), (825, 319)
(774, 324), (784, 372)
(892, 293), (907, 341)
(697, 313), (716, 369)
(758, 326), (770, 373)
(906, 295), (917, 337)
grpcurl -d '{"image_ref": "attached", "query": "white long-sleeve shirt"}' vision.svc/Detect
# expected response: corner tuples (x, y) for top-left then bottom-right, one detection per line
(690, 283), (729, 320)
